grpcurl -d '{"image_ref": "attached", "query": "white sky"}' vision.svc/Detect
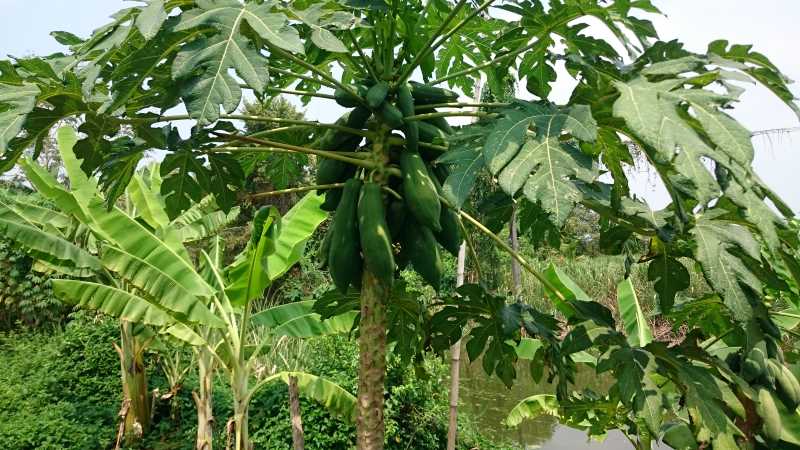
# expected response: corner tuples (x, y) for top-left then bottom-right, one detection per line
(0, 0), (797, 212)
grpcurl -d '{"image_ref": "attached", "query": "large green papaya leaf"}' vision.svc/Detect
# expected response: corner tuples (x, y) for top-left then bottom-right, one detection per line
(691, 211), (762, 320)
(172, 0), (303, 124)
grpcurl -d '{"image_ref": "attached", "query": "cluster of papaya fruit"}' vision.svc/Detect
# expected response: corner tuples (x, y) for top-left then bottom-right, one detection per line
(317, 79), (462, 293)
(730, 320), (800, 442)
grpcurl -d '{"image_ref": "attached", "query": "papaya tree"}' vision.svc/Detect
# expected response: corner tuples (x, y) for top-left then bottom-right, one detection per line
(2, 1), (800, 449)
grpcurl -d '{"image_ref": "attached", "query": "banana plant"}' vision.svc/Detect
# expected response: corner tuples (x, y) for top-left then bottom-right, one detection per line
(2, 127), (356, 450)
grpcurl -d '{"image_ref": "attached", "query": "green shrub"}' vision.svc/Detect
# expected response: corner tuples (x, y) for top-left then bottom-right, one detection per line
(0, 314), (120, 450)
(0, 238), (66, 330)
(0, 318), (506, 449)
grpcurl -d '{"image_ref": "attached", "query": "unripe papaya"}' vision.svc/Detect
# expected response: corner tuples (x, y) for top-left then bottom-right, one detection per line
(358, 183), (395, 286)
(397, 83), (419, 155)
(318, 163), (356, 211)
(316, 158), (350, 185)
(775, 361), (800, 409)
(386, 199), (406, 242)
(320, 188), (343, 212)
(424, 113), (454, 134)
(328, 179), (363, 293)
(403, 219), (443, 290)
(330, 107), (371, 149)
(742, 347), (768, 382)
(427, 167), (460, 256)
(409, 81), (459, 105)
(757, 388), (782, 442)
(400, 150), (441, 232)
(436, 207), (461, 257)
(418, 121), (448, 143)
(334, 87), (362, 108)
(758, 316), (782, 340)
(366, 81), (390, 109)
(379, 102), (405, 129)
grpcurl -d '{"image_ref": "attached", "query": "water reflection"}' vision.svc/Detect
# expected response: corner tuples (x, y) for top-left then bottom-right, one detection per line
(458, 356), (641, 449)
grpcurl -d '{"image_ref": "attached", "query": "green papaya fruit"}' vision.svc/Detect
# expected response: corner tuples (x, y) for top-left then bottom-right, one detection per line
(397, 83), (419, 154)
(366, 82), (390, 109)
(328, 179), (363, 293)
(409, 81), (459, 105)
(334, 87), (362, 108)
(418, 121), (448, 143)
(743, 347), (768, 382)
(425, 115), (454, 135)
(400, 150), (441, 232)
(775, 361), (800, 408)
(427, 167), (460, 256)
(757, 388), (782, 442)
(318, 163), (356, 211)
(379, 102), (405, 129)
(403, 219), (442, 290)
(386, 199), (406, 242)
(330, 107), (371, 149)
(358, 183), (395, 286)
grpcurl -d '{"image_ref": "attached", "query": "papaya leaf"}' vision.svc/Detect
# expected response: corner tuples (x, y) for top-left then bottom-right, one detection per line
(173, 0), (303, 124)
(692, 211), (762, 320)
(647, 255), (690, 313)
(0, 82), (38, 155)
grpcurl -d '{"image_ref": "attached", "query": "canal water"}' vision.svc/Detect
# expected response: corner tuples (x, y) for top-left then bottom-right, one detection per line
(458, 357), (654, 449)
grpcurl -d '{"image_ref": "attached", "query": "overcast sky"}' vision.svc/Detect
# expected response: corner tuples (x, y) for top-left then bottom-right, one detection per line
(1, 0), (797, 211)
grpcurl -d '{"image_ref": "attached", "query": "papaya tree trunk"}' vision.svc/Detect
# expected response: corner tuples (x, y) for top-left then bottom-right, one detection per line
(193, 347), (215, 450)
(116, 321), (151, 442)
(446, 243), (467, 450)
(357, 270), (389, 450)
(288, 375), (305, 450)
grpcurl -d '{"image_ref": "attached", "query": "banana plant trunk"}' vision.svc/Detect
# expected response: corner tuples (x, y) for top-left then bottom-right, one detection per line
(193, 348), (215, 450)
(116, 321), (151, 442)
(231, 369), (251, 450)
(357, 270), (389, 450)
(288, 375), (305, 450)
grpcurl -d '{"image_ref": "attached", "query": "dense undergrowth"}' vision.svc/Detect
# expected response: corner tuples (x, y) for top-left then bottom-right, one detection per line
(0, 312), (503, 450)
